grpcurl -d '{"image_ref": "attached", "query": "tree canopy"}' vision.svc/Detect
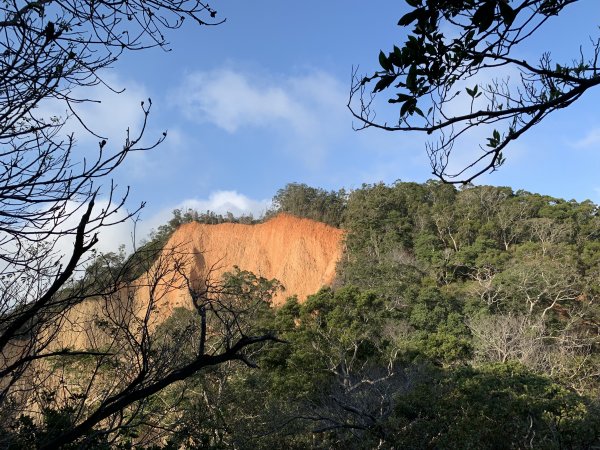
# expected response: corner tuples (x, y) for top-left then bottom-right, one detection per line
(94, 181), (600, 448)
(266, 183), (347, 227)
(2, 180), (597, 447)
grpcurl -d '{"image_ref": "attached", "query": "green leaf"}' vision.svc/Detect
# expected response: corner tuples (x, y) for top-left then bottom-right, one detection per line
(498, 1), (516, 27)
(373, 75), (396, 93)
(398, 8), (422, 27)
(466, 84), (479, 98)
(406, 65), (418, 91)
(540, 0), (561, 16)
(464, 29), (476, 43)
(393, 45), (404, 67)
(388, 93), (413, 103)
(400, 98), (417, 116)
(379, 50), (393, 72)
(472, 0), (496, 33)
(497, 151), (505, 166)
(400, 100), (412, 116)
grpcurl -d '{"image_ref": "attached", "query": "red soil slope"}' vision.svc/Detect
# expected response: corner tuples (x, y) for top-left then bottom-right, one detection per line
(148, 213), (345, 313)
(49, 214), (344, 349)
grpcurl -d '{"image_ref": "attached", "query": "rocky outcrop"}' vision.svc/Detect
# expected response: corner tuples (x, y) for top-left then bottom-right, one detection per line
(145, 213), (345, 314)
(51, 214), (344, 349)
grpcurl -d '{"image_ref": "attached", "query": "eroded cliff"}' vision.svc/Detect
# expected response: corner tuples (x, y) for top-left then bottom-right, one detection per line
(52, 214), (344, 348)
(146, 213), (345, 313)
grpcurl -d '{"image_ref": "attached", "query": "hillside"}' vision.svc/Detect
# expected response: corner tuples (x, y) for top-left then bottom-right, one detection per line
(142, 213), (345, 314)
(7, 182), (600, 449)
(51, 213), (344, 349)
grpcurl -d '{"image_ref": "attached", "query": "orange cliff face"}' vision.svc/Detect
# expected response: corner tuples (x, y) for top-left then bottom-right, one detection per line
(3, 215), (345, 407)
(4, 215), (344, 414)
(144, 213), (345, 317)
(50, 214), (344, 350)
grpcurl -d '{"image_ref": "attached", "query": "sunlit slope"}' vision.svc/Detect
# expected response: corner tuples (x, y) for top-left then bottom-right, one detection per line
(50, 214), (344, 350)
(147, 213), (345, 311)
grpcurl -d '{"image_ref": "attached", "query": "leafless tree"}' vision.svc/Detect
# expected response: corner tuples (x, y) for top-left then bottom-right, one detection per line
(0, 1), (283, 447)
(468, 310), (600, 393)
(468, 251), (600, 392)
(526, 217), (572, 256)
(468, 313), (546, 365)
(1, 244), (282, 448)
(495, 255), (581, 318)
(470, 265), (501, 306)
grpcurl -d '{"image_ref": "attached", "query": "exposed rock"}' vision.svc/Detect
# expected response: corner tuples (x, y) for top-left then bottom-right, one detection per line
(52, 214), (344, 349)
(146, 213), (344, 314)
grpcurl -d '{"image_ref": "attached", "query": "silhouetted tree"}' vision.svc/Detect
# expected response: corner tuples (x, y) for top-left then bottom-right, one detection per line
(0, 1), (282, 447)
(350, 0), (600, 183)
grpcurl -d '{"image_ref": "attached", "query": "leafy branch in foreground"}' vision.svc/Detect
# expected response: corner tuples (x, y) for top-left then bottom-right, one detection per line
(350, 0), (600, 183)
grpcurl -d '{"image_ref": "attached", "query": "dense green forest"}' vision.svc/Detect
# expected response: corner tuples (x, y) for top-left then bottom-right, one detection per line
(172, 181), (600, 449)
(8, 181), (600, 449)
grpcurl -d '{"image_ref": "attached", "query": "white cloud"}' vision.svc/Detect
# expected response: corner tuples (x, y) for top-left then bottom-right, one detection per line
(35, 73), (151, 148)
(179, 191), (271, 218)
(172, 68), (348, 166)
(33, 73), (180, 185)
(49, 198), (137, 258)
(71, 76), (150, 146)
(573, 128), (600, 149)
(5, 73), (156, 270)
(176, 70), (297, 133)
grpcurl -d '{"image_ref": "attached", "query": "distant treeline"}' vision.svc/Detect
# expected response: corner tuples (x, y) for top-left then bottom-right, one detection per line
(265, 182), (347, 227)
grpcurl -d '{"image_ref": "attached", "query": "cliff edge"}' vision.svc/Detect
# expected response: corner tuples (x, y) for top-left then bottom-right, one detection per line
(50, 214), (344, 349)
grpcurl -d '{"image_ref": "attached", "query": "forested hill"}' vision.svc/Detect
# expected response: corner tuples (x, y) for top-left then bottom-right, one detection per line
(273, 181), (600, 306)
(336, 182), (600, 378)
(224, 181), (600, 448)
(21, 182), (600, 448)
(338, 181), (600, 308)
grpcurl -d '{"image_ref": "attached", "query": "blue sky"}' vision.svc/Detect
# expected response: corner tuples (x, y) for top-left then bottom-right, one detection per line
(70, 1), (600, 250)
